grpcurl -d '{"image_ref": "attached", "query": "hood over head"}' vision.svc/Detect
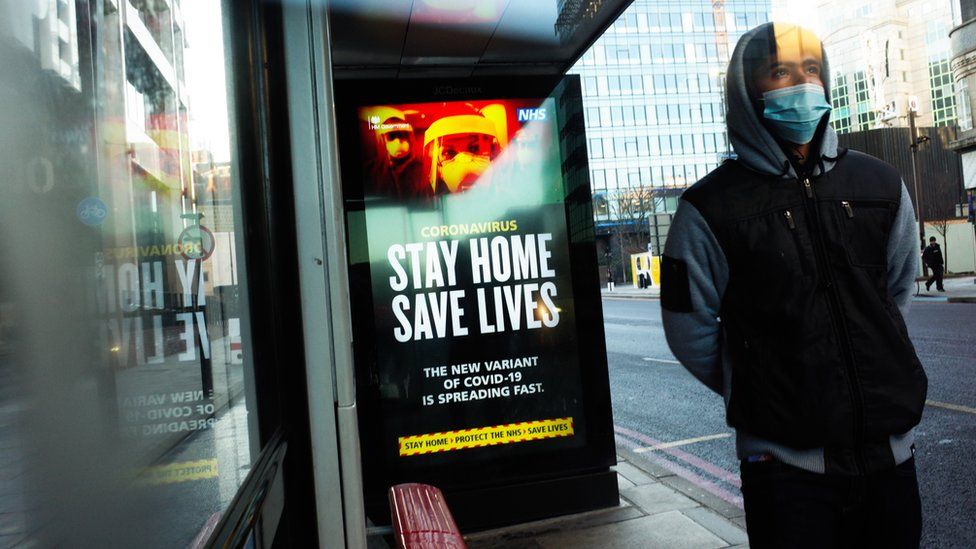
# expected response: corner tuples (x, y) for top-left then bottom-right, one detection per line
(725, 22), (842, 178)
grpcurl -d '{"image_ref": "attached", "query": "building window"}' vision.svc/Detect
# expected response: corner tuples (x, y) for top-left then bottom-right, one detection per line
(631, 75), (644, 94)
(590, 138), (603, 159)
(593, 169), (606, 188)
(831, 74), (853, 134)
(957, 80), (973, 132)
(853, 71), (875, 131)
(929, 58), (957, 127)
(611, 106), (623, 126)
(661, 135), (672, 155)
(638, 136), (649, 156)
(705, 133), (717, 153)
(643, 74), (655, 94)
(586, 107), (600, 126)
(584, 76), (596, 94)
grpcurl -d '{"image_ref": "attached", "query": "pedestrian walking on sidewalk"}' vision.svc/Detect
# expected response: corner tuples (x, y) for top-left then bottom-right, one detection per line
(922, 236), (945, 292)
(607, 268), (615, 292)
(661, 22), (927, 548)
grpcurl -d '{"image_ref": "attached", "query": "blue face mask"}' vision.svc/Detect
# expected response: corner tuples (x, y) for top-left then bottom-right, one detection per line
(761, 83), (832, 145)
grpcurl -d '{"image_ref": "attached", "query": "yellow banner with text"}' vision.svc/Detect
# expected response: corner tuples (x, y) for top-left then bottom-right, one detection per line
(398, 417), (574, 457)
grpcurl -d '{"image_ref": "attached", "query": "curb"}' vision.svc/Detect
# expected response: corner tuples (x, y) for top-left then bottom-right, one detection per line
(603, 291), (975, 303)
(600, 292), (661, 300)
(602, 295), (660, 300)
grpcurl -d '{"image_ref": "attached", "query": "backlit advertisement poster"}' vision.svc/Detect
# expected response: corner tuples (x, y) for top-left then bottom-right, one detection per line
(339, 78), (615, 524)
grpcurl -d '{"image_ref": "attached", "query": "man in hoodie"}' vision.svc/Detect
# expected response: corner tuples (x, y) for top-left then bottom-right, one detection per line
(661, 23), (927, 547)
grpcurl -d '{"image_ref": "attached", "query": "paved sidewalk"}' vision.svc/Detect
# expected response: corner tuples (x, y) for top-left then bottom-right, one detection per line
(913, 275), (976, 303)
(600, 274), (976, 303)
(466, 448), (748, 549)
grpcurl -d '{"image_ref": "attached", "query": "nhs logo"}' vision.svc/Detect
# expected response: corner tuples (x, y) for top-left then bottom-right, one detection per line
(517, 108), (547, 121)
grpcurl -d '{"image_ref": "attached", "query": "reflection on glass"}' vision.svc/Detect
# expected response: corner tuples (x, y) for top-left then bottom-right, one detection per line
(0, 0), (255, 545)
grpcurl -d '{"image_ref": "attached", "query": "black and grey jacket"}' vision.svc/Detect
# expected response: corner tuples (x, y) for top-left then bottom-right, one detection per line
(661, 24), (926, 475)
(922, 243), (944, 268)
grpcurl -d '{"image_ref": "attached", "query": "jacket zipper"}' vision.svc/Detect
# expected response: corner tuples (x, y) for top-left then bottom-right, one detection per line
(841, 201), (854, 218)
(798, 177), (866, 474)
(784, 210), (796, 229)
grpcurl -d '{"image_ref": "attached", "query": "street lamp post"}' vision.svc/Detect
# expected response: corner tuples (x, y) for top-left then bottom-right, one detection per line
(907, 102), (931, 272)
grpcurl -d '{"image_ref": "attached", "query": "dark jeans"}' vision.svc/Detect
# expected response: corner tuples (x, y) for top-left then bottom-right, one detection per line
(741, 458), (921, 549)
(926, 265), (944, 291)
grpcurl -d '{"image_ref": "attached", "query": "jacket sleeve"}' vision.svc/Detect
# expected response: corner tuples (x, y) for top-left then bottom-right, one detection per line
(661, 199), (729, 395)
(887, 183), (920, 319)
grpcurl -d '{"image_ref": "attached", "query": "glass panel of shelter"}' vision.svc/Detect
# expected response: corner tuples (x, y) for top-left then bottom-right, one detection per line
(0, 0), (258, 545)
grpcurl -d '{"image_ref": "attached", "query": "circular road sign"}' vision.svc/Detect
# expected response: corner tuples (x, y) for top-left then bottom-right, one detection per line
(179, 224), (216, 261)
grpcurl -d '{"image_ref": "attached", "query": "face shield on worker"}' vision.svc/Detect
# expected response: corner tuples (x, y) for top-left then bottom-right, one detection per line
(423, 114), (500, 193)
(744, 23), (832, 146)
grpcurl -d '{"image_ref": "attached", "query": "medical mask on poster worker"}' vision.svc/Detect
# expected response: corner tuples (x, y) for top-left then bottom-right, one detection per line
(761, 83), (832, 145)
(437, 134), (493, 192)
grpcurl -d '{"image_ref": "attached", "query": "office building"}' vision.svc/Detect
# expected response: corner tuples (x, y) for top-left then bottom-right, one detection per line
(569, 0), (774, 265)
(816, 0), (958, 132)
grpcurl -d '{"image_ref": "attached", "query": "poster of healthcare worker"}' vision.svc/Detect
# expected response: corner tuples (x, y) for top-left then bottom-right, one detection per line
(341, 79), (615, 518)
(358, 99), (561, 199)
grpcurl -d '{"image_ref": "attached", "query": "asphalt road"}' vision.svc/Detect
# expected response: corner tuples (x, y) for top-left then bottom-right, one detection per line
(603, 297), (976, 548)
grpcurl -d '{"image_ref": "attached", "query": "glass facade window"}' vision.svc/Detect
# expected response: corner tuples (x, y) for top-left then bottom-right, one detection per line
(570, 0), (772, 231)
(929, 58), (958, 126)
(926, 18), (957, 127)
(1, 0), (260, 545)
(831, 74), (853, 134)
(590, 138), (603, 159)
(853, 70), (876, 131)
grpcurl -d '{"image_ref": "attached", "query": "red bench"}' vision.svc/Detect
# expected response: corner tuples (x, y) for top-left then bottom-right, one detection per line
(388, 483), (466, 549)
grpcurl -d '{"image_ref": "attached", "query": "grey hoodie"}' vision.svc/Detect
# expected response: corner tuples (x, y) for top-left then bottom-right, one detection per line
(661, 24), (920, 473)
